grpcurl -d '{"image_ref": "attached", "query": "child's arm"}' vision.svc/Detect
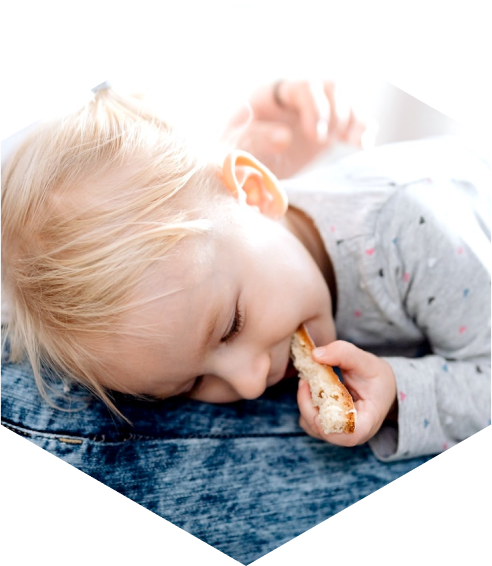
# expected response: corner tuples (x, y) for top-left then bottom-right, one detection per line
(367, 184), (490, 461)
(221, 79), (368, 179)
(299, 258), (490, 461)
(299, 164), (491, 462)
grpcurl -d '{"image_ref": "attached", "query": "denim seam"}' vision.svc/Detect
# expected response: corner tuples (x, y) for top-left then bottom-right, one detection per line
(1, 419), (307, 443)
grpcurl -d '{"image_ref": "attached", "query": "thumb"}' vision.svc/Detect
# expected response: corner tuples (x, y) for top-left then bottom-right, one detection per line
(312, 340), (380, 377)
(304, 80), (331, 143)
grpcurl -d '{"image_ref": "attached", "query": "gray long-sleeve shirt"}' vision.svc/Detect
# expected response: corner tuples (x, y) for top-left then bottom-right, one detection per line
(281, 136), (491, 461)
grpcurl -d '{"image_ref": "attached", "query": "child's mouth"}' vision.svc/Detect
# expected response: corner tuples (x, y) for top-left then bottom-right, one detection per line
(284, 359), (300, 379)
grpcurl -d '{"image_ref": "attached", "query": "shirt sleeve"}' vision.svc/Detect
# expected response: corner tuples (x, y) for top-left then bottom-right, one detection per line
(368, 178), (491, 462)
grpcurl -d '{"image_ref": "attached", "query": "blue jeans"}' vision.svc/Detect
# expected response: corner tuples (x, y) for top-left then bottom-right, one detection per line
(1, 353), (434, 564)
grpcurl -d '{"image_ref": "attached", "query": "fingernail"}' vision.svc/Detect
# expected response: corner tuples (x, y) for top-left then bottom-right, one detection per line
(313, 347), (326, 358)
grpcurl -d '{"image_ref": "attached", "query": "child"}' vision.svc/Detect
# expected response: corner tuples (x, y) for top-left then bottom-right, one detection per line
(2, 85), (490, 464)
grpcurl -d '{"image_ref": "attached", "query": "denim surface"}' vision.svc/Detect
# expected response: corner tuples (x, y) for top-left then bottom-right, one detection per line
(1, 355), (434, 564)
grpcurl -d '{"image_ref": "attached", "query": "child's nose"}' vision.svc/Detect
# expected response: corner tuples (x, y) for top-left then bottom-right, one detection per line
(223, 353), (270, 400)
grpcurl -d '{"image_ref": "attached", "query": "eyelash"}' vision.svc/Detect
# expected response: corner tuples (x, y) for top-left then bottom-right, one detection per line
(189, 305), (243, 391)
(221, 304), (244, 344)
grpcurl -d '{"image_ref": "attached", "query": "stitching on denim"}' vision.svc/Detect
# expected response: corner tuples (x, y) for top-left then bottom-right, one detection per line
(78, 432), (308, 445)
(2, 421), (32, 438)
(2, 420), (87, 443)
(2, 418), (307, 443)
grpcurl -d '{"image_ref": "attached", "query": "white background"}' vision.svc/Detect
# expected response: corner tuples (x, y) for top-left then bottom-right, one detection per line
(0, 1), (492, 166)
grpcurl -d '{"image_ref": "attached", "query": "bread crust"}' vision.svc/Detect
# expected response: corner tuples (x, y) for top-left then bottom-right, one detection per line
(290, 324), (356, 434)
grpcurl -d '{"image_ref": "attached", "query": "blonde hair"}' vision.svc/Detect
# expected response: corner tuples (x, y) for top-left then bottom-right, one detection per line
(2, 88), (222, 420)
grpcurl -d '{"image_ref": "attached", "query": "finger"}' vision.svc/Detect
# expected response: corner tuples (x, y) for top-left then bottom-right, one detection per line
(297, 379), (318, 422)
(329, 83), (351, 139)
(299, 378), (376, 446)
(298, 376), (358, 444)
(299, 414), (324, 440)
(309, 80), (332, 143)
(323, 421), (370, 448)
(297, 380), (324, 437)
(345, 109), (365, 146)
(312, 340), (381, 378)
(341, 102), (372, 147)
(281, 80), (331, 143)
(342, 100), (378, 148)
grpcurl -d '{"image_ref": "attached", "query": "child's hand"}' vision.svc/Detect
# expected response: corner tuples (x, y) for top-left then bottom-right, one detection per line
(222, 79), (369, 179)
(297, 340), (397, 447)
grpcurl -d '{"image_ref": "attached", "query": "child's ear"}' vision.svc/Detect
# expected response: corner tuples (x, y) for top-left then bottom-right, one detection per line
(222, 150), (288, 219)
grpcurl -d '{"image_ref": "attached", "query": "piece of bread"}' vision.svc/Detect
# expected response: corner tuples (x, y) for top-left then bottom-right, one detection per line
(290, 324), (356, 434)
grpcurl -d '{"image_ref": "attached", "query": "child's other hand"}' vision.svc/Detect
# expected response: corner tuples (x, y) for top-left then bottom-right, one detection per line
(297, 340), (397, 447)
(222, 79), (369, 179)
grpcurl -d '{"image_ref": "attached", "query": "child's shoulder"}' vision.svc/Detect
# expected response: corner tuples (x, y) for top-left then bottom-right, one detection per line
(340, 134), (491, 238)
(283, 136), (490, 268)
(376, 168), (491, 275)
(286, 135), (489, 231)
(347, 136), (492, 274)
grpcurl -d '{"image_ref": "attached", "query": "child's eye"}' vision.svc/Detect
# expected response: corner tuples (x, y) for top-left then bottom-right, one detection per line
(221, 304), (244, 344)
